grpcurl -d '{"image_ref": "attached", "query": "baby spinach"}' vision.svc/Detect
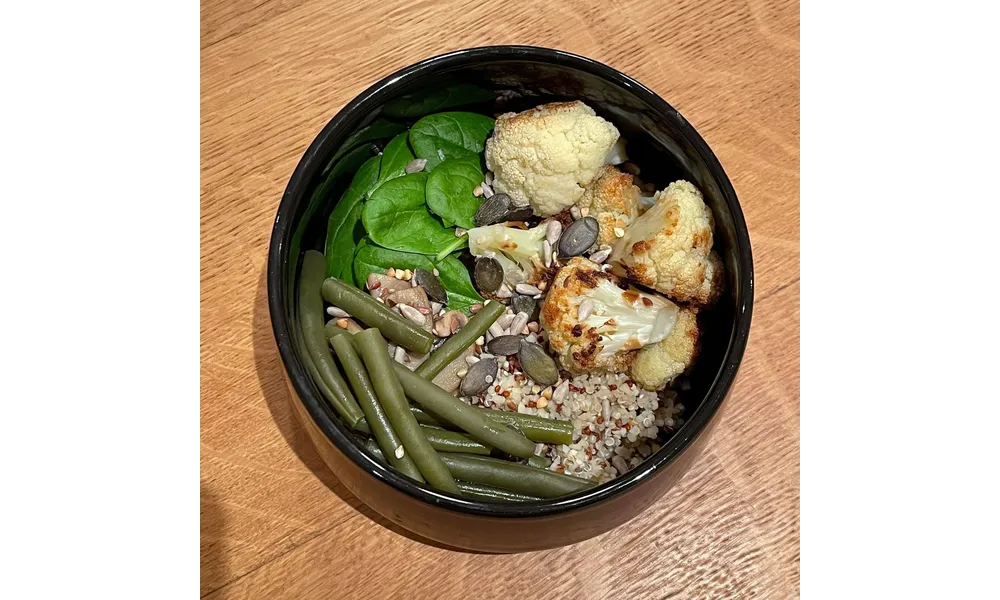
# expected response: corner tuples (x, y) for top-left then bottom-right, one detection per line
(352, 238), (435, 287)
(373, 131), (415, 191)
(352, 238), (483, 312)
(434, 255), (484, 313)
(325, 154), (381, 280)
(362, 172), (456, 255)
(409, 112), (495, 171)
(383, 84), (496, 119)
(322, 118), (406, 177)
(425, 156), (484, 229)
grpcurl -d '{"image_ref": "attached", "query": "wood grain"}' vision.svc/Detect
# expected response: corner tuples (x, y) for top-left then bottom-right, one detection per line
(200, 0), (799, 597)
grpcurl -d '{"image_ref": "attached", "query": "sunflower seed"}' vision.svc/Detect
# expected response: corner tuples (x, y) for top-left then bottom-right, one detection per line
(481, 181), (494, 198)
(578, 299), (594, 321)
(514, 283), (542, 296)
(590, 245), (612, 264)
(473, 193), (511, 227)
(488, 322), (506, 338)
(394, 346), (407, 363)
(553, 380), (570, 403)
(405, 158), (427, 174)
(545, 220), (562, 246)
(496, 283), (513, 299)
(465, 355), (481, 365)
(398, 304), (426, 325)
(496, 313), (515, 330)
(509, 311), (529, 337)
(570, 206), (582, 220)
(326, 306), (351, 318)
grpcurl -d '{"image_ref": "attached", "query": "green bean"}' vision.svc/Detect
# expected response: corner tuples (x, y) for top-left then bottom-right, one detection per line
(322, 277), (434, 354)
(298, 251), (364, 428)
(392, 363), (536, 460)
(439, 453), (595, 499)
(527, 454), (551, 469)
(362, 441), (543, 502)
(330, 334), (424, 482)
(413, 405), (572, 445)
(356, 328), (458, 493)
(415, 299), (506, 379)
(357, 420), (492, 455)
(454, 481), (543, 503)
(476, 409), (573, 446)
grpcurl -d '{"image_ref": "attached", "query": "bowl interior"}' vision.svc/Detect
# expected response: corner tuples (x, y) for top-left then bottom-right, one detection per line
(270, 47), (752, 515)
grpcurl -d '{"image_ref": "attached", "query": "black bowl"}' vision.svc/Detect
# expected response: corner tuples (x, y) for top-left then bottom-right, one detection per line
(267, 46), (753, 552)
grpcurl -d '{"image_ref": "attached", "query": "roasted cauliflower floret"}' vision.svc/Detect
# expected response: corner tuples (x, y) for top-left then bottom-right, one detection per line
(576, 165), (640, 248)
(540, 257), (681, 374)
(611, 180), (724, 305)
(631, 306), (699, 390)
(485, 101), (620, 217)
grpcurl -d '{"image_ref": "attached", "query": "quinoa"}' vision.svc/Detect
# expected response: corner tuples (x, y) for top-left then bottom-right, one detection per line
(459, 346), (684, 484)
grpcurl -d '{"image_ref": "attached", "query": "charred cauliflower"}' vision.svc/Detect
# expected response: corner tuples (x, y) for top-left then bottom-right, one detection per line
(540, 257), (681, 374)
(630, 306), (699, 390)
(576, 165), (640, 248)
(484, 101), (620, 217)
(611, 180), (724, 305)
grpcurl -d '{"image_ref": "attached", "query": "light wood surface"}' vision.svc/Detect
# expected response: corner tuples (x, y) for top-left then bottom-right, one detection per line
(200, 0), (799, 597)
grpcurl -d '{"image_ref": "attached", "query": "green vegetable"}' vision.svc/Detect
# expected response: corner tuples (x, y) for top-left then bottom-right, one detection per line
(382, 84), (496, 119)
(322, 276), (434, 354)
(434, 233), (469, 262)
(437, 453), (594, 499)
(352, 239), (482, 313)
(475, 409), (573, 446)
(433, 255), (482, 312)
(409, 112), (494, 171)
(372, 132), (415, 191)
(362, 173), (455, 255)
(415, 299), (504, 379)
(352, 238), (435, 290)
(454, 481), (543, 503)
(356, 329), (459, 493)
(391, 363), (537, 460)
(322, 119), (406, 176)
(298, 251), (364, 428)
(330, 334), (424, 481)
(425, 156), (484, 229)
(357, 420), (491, 455)
(325, 155), (381, 281)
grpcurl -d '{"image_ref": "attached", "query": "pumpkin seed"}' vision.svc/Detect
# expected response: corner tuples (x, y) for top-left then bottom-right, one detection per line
(511, 293), (538, 321)
(558, 216), (599, 257)
(517, 339), (559, 386)
(460, 356), (498, 396)
(413, 268), (448, 303)
(473, 256), (504, 293)
(487, 334), (523, 356)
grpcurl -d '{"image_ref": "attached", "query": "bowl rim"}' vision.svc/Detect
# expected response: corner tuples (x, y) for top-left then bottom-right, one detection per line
(268, 45), (754, 518)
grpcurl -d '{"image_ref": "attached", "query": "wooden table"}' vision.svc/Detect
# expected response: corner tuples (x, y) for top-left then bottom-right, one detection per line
(201, 0), (799, 596)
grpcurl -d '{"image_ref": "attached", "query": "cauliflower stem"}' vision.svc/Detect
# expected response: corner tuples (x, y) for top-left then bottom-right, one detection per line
(467, 223), (548, 285)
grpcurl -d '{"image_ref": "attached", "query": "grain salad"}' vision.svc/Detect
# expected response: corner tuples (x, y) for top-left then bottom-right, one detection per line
(306, 98), (722, 502)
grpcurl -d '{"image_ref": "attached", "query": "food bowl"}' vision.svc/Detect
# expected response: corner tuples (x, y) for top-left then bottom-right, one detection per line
(267, 45), (753, 552)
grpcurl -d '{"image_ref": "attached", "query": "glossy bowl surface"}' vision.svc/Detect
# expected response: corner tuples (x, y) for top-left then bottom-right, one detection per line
(268, 45), (753, 552)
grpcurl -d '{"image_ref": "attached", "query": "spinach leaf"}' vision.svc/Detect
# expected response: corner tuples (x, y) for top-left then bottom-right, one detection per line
(352, 239), (483, 313)
(321, 118), (406, 177)
(383, 84), (496, 119)
(325, 154), (381, 280)
(425, 156), (484, 229)
(362, 172), (456, 255)
(409, 112), (494, 171)
(434, 256), (484, 313)
(373, 131), (415, 191)
(352, 238), (435, 288)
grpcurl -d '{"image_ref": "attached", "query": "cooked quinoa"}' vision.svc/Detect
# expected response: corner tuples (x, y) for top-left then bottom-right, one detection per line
(457, 305), (684, 483)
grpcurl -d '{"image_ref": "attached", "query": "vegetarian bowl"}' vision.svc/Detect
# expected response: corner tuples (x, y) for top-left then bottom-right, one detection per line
(267, 46), (753, 552)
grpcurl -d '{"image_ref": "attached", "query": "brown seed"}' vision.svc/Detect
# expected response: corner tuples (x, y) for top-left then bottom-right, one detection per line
(506, 399), (517, 411)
